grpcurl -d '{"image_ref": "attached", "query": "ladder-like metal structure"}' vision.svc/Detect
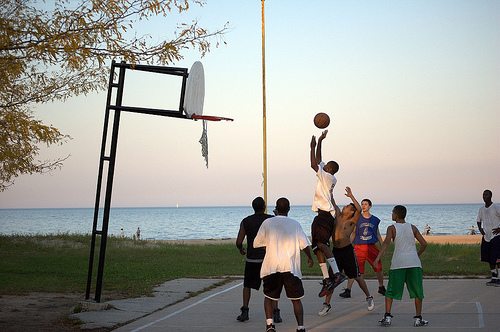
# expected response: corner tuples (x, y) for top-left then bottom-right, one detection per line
(85, 61), (191, 302)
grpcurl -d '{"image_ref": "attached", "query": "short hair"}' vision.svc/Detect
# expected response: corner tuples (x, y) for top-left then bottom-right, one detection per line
(393, 205), (407, 219)
(252, 197), (266, 212)
(275, 197), (290, 214)
(361, 198), (372, 206)
(484, 189), (492, 196)
(328, 161), (339, 173)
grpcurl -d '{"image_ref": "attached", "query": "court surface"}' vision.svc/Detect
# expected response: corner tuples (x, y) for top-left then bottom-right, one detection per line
(115, 279), (499, 331)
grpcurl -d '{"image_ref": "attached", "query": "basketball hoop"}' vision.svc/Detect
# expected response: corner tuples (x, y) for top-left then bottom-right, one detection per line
(183, 61), (233, 167)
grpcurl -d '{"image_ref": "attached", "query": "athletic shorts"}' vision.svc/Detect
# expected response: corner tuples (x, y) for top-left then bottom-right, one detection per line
(311, 210), (335, 253)
(480, 236), (500, 265)
(386, 267), (424, 300)
(332, 244), (360, 279)
(354, 244), (383, 274)
(243, 260), (263, 290)
(262, 272), (305, 301)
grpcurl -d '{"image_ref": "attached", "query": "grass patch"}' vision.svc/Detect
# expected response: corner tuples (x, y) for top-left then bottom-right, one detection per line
(0, 234), (486, 299)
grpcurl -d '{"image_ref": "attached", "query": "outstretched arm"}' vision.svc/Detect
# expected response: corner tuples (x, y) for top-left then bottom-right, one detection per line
(316, 130), (328, 165)
(310, 136), (318, 172)
(345, 186), (361, 222)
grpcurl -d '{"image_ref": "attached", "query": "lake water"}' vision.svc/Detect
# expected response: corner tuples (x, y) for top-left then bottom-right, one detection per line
(0, 204), (481, 240)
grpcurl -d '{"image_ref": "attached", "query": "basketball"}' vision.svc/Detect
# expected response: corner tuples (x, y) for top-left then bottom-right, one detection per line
(314, 112), (330, 129)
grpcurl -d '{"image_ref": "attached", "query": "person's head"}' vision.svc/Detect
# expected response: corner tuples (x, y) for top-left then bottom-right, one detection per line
(323, 161), (339, 175)
(274, 197), (290, 216)
(392, 205), (407, 221)
(483, 190), (493, 205)
(361, 198), (372, 213)
(342, 203), (357, 218)
(252, 196), (266, 213)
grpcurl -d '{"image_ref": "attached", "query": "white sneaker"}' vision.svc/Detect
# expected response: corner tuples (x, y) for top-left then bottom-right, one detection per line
(414, 316), (429, 327)
(318, 303), (331, 316)
(366, 296), (375, 311)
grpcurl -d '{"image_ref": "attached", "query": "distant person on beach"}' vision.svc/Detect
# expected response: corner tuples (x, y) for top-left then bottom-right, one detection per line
(120, 228), (125, 238)
(468, 225), (477, 235)
(235, 197), (281, 323)
(254, 197), (314, 332)
(423, 224), (431, 236)
(476, 189), (500, 286)
(310, 130), (346, 298)
(375, 205), (428, 327)
(318, 187), (374, 315)
(136, 227), (141, 240)
(338, 198), (386, 300)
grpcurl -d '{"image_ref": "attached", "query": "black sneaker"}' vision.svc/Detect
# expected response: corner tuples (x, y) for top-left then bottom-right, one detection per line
(378, 285), (386, 295)
(331, 272), (347, 290)
(266, 323), (276, 332)
(339, 288), (351, 298)
(379, 313), (393, 326)
(273, 308), (282, 323)
(296, 329), (306, 332)
(318, 278), (334, 297)
(236, 306), (249, 322)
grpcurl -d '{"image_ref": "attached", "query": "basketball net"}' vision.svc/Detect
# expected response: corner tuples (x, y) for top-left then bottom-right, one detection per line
(199, 120), (209, 168)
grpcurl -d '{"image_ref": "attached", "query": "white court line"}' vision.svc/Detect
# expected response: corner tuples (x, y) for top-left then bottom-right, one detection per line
(130, 282), (243, 332)
(475, 302), (484, 328)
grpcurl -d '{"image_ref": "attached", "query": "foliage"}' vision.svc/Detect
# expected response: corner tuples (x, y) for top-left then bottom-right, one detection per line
(0, 0), (228, 191)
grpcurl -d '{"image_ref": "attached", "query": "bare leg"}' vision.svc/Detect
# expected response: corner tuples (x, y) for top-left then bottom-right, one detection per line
(376, 270), (384, 287)
(264, 297), (275, 321)
(291, 299), (304, 326)
(355, 276), (371, 297)
(242, 287), (251, 307)
(346, 278), (355, 290)
(415, 297), (423, 316)
(385, 296), (393, 314)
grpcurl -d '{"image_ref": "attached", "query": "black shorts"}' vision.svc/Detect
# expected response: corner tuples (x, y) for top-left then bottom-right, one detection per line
(262, 272), (304, 300)
(311, 210), (335, 253)
(243, 260), (263, 290)
(481, 236), (500, 265)
(332, 244), (361, 279)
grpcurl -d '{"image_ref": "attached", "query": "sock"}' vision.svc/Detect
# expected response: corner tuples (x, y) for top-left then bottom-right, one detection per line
(266, 318), (273, 325)
(320, 263), (329, 278)
(297, 325), (305, 330)
(327, 257), (340, 273)
(491, 269), (497, 279)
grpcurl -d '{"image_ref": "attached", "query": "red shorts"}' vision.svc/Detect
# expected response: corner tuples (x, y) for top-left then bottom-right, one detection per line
(353, 244), (382, 274)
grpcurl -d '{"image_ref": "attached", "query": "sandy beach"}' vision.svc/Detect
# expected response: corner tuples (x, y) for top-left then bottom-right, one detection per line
(164, 234), (482, 245)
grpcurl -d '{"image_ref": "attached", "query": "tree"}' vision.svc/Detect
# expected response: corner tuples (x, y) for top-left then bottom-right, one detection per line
(0, 0), (228, 191)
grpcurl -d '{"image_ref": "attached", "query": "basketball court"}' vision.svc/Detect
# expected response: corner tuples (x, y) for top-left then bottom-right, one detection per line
(114, 278), (499, 331)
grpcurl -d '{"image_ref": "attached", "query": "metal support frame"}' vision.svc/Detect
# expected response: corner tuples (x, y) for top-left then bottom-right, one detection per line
(85, 61), (190, 302)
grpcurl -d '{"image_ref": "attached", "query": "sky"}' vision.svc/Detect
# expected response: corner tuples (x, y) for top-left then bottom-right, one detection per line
(1, 0), (499, 208)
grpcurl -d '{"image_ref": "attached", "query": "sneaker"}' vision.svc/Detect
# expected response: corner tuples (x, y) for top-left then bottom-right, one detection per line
(495, 280), (500, 287)
(296, 329), (306, 332)
(236, 306), (249, 322)
(266, 324), (276, 332)
(273, 308), (282, 323)
(378, 285), (386, 295)
(379, 313), (393, 326)
(366, 296), (375, 311)
(318, 278), (334, 297)
(414, 316), (429, 327)
(318, 303), (332, 316)
(486, 279), (498, 286)
(331, 272), (347, 290)
(339, 288), (351, 298)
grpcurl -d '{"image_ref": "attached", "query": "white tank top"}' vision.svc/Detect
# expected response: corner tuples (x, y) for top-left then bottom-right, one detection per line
(390, 222), (422, 269)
